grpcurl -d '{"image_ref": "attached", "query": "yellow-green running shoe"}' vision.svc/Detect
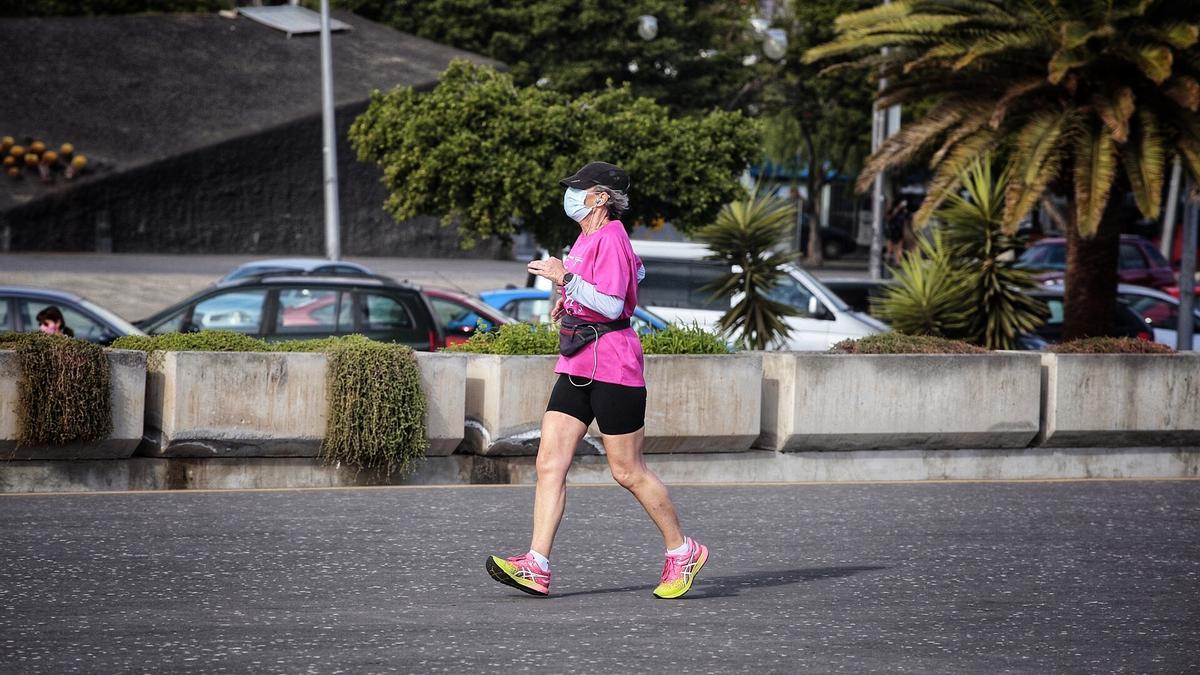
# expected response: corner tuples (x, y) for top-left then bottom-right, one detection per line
(486, 553), (551, 596)
(653, 537), (709, 599)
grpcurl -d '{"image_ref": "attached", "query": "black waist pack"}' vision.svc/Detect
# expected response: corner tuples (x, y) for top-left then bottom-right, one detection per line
(558, 315), (631, 357)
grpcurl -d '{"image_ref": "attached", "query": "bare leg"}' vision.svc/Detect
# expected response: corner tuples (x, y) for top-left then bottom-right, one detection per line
(602, 427), (684, 550)
(529, 411), (587, 557)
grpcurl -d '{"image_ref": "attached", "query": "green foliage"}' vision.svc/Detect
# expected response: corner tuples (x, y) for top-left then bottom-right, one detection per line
(873, 230), (973, 340)
(0, 332), (111, 447)
(349, 60), (760, 251)
(444, 322), (559, 355)
(640, 323), (729, 355)
(830, 333), (987, 355)
(114, 331), (427, 475)
(694, 189), (799, 350)
(333, 0), (760, 116)
(805, 0), (1200, 235)
(322, 337), (427, 476)
(3, 1), (231, 16)
(444, 321), (729, 355)
(1049, 337), (1175, 354)
(936, 159), (1049, 349)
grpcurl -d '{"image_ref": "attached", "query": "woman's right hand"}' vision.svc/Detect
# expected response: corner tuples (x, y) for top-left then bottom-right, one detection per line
(550, 295), (565, 321)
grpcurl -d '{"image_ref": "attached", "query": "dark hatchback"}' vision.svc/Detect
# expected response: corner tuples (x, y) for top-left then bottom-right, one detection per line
(135, 274), (445, 350)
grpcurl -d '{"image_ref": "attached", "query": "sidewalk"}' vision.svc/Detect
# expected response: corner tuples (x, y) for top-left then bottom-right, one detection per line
(1, 481), (1196, 673)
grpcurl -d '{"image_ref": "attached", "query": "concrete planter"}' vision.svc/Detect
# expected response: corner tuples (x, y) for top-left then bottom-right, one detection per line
(1038, 353), (1200, 447)
(758, 352), (1042, 451)
(458, 353), (762, 456)
(1, 349), (146, 460)
(636, 353), (762, 453)
(140, 351), (464, 457)
(460, 354), (560, 455)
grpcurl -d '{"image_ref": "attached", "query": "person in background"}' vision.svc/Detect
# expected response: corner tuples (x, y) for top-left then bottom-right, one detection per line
(36, 306), (74, 338)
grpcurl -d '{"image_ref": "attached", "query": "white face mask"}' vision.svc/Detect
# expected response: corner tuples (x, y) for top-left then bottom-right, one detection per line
(563, 187), (591, 223)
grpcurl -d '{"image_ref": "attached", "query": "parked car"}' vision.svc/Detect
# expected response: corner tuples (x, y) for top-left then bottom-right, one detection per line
(1041, 282), (1200, 350)
(1025, 285), (1152, 344)
(479, 287), (668, 335)
(0, 286), (145, 345)
(136, 273), (445, 350)
(1015, 234), (1176, 289)
(220, 258), (374, 282)
(798, 224), (858, 260)
(422, 287), (516, 347)
(820, 278), (893, 315)
(629, 240), (886, 350)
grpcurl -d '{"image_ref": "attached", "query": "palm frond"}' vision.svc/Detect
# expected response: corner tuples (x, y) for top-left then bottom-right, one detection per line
(1166, 76), (1200, 111)
(1120, 108), (1167, 219)
(1002, 108), (1075, 232)
(914, 128), (999, 226)
(855, 101), (982, 193)
(989, 78), (1049, 129)
(1073, 124), (1119, 237)
(1092, 87), (1136, 142)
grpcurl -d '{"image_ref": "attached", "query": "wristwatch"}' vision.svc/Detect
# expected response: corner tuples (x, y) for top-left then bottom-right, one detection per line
(561, 272), (575, 286)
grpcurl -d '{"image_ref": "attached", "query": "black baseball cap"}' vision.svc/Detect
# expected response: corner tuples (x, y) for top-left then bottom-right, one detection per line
(560, 161), (630, 192)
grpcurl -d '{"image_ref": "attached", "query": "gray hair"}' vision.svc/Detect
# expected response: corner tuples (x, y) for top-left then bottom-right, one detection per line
(594, 185), (630, 217)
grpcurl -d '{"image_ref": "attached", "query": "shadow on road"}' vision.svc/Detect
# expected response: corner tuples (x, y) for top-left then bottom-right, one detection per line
(553, 566), (888, 600)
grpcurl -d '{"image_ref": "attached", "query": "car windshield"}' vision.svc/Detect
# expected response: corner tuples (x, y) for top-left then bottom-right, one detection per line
(78, 299), (144, 335)
(1020, 244), (1066, 270)
(785, 266), (850, 312)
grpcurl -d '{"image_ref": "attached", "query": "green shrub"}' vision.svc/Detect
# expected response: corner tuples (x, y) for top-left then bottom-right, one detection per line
(115, 331), (427, 475)
(1049, 337), (1174, 354)
(640, 323), (730, 355)
(0, 332), (111, 447)
(831, 333), (988, 354)
(444, 322), (559, 355)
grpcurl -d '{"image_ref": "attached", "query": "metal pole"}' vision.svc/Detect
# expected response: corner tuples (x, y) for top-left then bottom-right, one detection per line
(1178, 177), (1197, 351)
(868, 0), (892, 281)
(320, 0), (342, 260)
(1161, 157), (1182, 259)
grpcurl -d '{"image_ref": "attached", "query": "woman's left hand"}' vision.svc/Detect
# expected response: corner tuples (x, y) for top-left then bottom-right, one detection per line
(527, 257), (568, 285)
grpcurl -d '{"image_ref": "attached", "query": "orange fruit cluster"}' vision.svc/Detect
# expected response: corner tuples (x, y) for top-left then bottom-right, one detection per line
(2, 136), (88, 182)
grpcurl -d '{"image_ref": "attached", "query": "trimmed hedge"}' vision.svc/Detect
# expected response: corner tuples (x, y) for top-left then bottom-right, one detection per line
(831, 333), (988, 354)
(443, 322), (730, 355)
(1049, 337), (1175, 354)
(114, 331), (427, 475)
(0, 332), (111, 447)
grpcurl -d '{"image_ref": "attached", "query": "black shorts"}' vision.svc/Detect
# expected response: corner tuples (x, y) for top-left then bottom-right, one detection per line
(546, 374), (647, 436)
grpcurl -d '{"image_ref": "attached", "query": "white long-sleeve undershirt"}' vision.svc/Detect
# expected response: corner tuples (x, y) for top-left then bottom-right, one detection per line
(563, 264), (645, 320)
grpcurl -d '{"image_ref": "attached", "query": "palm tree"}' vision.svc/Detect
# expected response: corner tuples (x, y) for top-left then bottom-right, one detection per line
(695, 190), (799, 350)
(805, 0), (1200, 339)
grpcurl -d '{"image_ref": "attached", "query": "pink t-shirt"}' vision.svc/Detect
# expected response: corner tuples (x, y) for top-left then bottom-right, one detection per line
(555, 220), (645, 387)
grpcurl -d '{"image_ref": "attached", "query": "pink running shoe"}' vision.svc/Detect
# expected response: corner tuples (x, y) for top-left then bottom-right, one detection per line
(486, 553), (551, 596)
(653, 537), (709, 599)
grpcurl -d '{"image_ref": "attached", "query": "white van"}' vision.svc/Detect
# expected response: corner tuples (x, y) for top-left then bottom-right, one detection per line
(630, 240), (885, 350)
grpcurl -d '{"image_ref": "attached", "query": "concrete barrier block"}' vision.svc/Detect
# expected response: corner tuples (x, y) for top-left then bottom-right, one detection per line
(414, 352), (466, 456)
(461, 354), (559, 455)
(758, 352), (1042, 451)
(142, 350), (464, 458)
(1038, 353), (1200, 447)
(635, 353), (762, 453)
(1, 348), (146, 460)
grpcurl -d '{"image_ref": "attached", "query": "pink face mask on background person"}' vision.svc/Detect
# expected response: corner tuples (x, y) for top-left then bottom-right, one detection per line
(39, 321), (60, 335)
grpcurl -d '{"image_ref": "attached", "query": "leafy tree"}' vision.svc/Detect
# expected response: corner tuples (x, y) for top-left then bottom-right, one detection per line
(694, 189), (798, 350)
(334, 0), (763, 116)
(806, 0), (1200, 339)
(760, 0), (875, 266)
(349, 60), (759, 251)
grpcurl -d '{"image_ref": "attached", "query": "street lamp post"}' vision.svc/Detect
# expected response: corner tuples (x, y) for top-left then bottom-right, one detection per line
(1178, 177), (1197, 351)
(319, 0), (342, 261)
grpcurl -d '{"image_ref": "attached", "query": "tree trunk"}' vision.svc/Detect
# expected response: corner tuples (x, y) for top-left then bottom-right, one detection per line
(1063, 191), (1122, 340)
(802, 129), (823, 267)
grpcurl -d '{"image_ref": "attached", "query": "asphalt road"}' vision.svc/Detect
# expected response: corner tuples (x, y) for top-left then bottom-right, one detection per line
(1, 481), (1197, 674)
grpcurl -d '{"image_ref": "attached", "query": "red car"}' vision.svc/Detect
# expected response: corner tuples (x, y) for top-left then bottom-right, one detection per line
(1015, 234), (1177, 289)
(420, 287), (516, 347)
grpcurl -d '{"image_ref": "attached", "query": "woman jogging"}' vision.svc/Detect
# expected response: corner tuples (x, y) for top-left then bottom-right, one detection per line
(486, 162), (708, 599)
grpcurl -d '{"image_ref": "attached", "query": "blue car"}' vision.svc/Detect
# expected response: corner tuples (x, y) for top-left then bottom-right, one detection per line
(478, 287), (668, 335)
